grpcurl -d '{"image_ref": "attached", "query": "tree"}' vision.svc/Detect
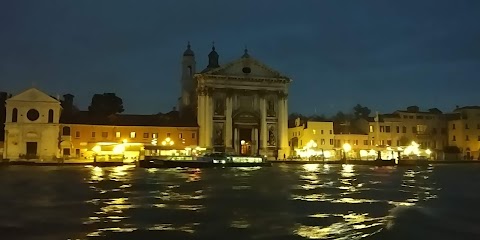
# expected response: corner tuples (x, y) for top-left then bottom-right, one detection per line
(88, 93), (124, 115)
(309, 114), (328, 121)
(353, 104), (371, 119)
(60, 94), (79, 116)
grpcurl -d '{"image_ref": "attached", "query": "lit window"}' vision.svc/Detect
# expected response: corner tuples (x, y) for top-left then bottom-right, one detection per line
(321, 139), (325, 145)
(417, 125), (427, 134)
(380, 126), (385, 132)
(102, 132), (108, 138)
(143, 133), (149, 138)
(179, 133), (183, 139)
(152, 133), (158, 139)
(355, 140), (358, 145)
(313, 130), (316, 135)
(75, 131), (80, 138)
(115, 132), (121, 138)
(130, 132), (136, 138)
(369, 126), (374, 133)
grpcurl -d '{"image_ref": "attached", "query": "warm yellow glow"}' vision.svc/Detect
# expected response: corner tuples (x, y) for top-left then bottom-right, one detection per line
(161, 141), (167, 146)
(241, 140), (246, 145)
(122, 139), (128, 144)
(165, 137), (171, 142)
(306, 140), (318, 149)
(359, 150), (368, 157)
(323, 151), (332, 158)
(303, 164), (319, 172)
(113, 144), (125, 154)
(404, 141), (420, 156)
(151, 138), (158, 146)
(425, 149), (432, 155)
(92, 145), (101, 153)
(169, 141), (174, 146)
(342, 143), (352, 152)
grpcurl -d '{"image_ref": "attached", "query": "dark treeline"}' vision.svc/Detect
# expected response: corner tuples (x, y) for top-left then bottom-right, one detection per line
(289, 104), (372, 127)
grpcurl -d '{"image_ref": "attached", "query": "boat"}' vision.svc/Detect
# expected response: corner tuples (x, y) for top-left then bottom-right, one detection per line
(138, 152), (272, 168)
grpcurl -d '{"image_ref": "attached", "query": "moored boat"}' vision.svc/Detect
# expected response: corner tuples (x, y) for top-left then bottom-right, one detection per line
(138, 152), (271, 168)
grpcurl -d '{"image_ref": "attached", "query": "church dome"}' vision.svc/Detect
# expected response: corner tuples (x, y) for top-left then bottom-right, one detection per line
(183, 42), (194, 56)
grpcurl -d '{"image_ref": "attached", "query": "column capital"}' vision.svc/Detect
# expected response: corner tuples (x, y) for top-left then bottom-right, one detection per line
(277, 91), (288, 99)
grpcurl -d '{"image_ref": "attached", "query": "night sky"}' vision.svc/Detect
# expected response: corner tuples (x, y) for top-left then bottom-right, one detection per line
(1, 0), (479, 116)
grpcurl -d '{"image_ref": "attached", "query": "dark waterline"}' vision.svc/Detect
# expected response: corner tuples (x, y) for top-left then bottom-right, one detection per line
(0, 164), (479, 240)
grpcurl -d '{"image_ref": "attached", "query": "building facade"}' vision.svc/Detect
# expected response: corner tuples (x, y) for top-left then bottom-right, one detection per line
(447, 106), (480, 159)
(3, 88), (62, 160)
(354, 107), (448, 153)
(179, 44), (291, 158)
(288, 118), (334, 153)
(3, 88), (199, 161)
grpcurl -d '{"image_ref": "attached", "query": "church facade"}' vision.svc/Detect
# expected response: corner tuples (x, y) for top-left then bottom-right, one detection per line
(179, 44), (291, 158)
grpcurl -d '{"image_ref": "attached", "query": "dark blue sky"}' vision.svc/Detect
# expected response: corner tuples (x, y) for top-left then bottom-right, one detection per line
(1, 0), (479, 116)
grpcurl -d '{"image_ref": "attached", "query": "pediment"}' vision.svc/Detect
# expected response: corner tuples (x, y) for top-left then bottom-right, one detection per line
(202, 56), (290, 80)
(7, 88), (59, 103)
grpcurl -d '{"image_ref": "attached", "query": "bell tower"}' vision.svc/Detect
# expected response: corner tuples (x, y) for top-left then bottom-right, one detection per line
(179, 42), (196, 113)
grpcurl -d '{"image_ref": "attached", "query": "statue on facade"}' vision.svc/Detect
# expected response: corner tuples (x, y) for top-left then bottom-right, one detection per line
(268, 126), (276, 146)
(267, 99), (276, 117)
(214, 125), (224, 145)
(214, 98), (225, 116)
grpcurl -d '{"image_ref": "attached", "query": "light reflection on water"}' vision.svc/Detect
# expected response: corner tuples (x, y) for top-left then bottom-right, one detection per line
(3, 164), (480, 240)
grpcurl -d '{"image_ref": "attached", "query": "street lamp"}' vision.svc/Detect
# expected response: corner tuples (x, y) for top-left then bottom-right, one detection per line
(161, 137), (174, 146)
(425, 149), (432, 160)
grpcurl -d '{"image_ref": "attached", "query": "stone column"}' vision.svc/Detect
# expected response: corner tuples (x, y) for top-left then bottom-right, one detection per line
(225, 95), (233, 152)
(234, 127), (239, 153)
(197, 90), (206, 147)
(260, 96), (267, 156)
(205, 93), (213, 148)
(278, 93), (289, 159)
(253, 128), (258, 155)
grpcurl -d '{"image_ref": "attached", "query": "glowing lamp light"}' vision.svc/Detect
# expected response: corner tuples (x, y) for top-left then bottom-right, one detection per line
(122, 139), (128, 144)
(241, 140), (246, 145)
(113, 144), (125, 154)
(342, 143), (352, 153)
(161, 141), (167, 146)
(169, 141), (174, 146)
(92, 145), (101, 153)
(425, 149), (432, 155)
(151, 138), (158, 146)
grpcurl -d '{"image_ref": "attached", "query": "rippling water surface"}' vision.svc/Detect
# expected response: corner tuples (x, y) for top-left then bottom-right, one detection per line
(1, 164), (480, 240)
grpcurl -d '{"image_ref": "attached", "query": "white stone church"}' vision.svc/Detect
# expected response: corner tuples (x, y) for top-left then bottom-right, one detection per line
(178, 43), (292, 158)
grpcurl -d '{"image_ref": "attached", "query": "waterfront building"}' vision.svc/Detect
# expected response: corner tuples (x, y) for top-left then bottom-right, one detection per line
(60, 111), (198, 161)
(3, 88), (199, 161)
(179, 43), (291, 158)
(447, 106), (480, 160)
(288, 118), (335, 159)
(333, 133), (371, 160)
(3, 88), (62, 160)
(353, 106), (448, 159)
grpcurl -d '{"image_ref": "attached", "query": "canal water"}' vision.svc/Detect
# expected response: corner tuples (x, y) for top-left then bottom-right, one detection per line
(0, 164), (479, 240)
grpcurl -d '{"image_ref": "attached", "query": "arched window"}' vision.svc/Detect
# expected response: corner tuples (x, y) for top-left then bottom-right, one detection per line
(12, 108), (18, 122)
(48, 109), (54, 123)
(62, 126), (71, 136)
